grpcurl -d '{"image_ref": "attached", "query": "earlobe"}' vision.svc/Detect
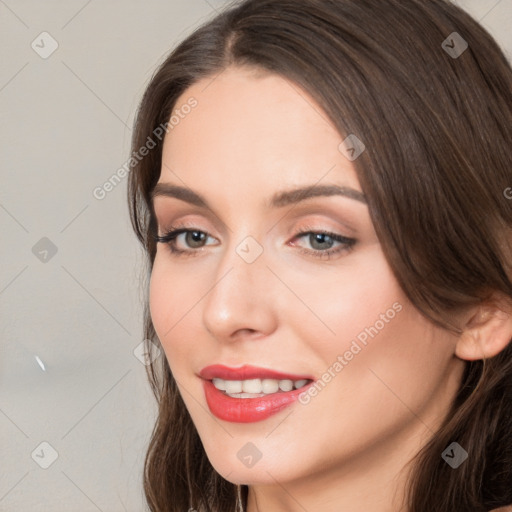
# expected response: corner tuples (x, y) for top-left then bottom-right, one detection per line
(455, 298), (512, 361)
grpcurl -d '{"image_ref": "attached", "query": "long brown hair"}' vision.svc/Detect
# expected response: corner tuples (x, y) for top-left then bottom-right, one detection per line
(127, 0), (512, 510)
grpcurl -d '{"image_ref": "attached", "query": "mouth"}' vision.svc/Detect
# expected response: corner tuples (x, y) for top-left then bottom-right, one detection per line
(211, 377), (312, 398)
(199, 364), (315, 423)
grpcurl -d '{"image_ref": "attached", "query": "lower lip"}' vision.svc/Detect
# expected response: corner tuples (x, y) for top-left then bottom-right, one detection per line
(203, 380), (311, 423)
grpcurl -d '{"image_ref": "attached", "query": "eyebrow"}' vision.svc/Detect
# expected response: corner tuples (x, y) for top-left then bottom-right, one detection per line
(151, 183), (367, 209)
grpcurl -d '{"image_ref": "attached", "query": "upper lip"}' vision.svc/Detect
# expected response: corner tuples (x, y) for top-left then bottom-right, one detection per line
(199, 364), (314, 381)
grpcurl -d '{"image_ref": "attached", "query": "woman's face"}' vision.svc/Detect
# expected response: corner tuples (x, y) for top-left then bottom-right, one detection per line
(149, 65), (466, 491)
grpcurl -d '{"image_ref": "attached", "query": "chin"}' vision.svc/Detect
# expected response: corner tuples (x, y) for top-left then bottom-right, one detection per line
(199, 436), (309, 486)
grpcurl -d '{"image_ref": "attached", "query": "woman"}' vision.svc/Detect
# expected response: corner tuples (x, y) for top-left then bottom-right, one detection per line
(127, 0), (512, 510)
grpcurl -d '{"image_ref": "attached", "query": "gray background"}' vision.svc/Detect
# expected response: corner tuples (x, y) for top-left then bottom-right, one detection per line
(0, 1), (510, 511)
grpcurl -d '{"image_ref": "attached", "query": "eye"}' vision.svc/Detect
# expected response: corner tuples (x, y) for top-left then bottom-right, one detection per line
(153, 226), (217, 256)
(152, 224), (357, 261)
(291, 228), (356, 260)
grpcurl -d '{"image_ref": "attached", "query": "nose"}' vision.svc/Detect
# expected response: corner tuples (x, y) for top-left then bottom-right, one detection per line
(201, 238), (278, 343)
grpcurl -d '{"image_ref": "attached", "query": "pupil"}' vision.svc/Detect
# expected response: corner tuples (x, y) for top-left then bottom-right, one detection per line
(187, 231), (205, 247)
(311, 233), (332, 250)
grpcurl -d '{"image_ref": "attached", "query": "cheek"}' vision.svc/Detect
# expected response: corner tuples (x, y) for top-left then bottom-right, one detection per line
(287, 248), (454, 415)
(288, 245), (404, 358)
(148, 256), (207, 376)
(148, 259), (167, 334)
(149, 258), (187, 357)
(327, 297), (456, 425)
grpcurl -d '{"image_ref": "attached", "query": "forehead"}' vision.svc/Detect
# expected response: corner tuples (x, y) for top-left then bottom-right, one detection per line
(159, 65), (361, 195)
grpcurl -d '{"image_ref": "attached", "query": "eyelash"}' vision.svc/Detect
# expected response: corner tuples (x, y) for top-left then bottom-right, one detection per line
(152, 224), (356, 260)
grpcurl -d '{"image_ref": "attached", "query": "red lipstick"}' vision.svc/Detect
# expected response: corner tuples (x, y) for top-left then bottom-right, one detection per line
(199, 364), (314, 423)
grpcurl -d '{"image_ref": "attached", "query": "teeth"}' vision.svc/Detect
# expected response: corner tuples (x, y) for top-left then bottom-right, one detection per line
(261, 379), (279, 393)
(212, 378), (226, 391)
(242, 379), (262, 393)
(279, 379), (293, 391)
(225, 392), (267, 398)
(224, 380), (242, 393)
(212, 377), (310, 397)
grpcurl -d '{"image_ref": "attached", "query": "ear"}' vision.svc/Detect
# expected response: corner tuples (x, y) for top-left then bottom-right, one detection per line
(455, 294), (512, 361)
